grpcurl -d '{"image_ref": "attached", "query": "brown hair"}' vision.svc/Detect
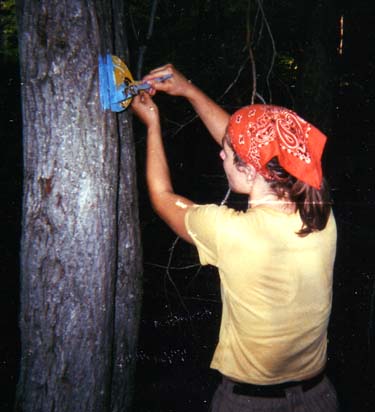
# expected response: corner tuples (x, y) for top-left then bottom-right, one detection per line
(233, 152), (332, 236)
(265, 157), (332, 236)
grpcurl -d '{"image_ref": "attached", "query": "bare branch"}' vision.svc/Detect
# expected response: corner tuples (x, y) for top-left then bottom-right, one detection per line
(246, 0), (257, 104)
(255, 0), (277, 102)
(162, 236), (191, 316)
(136, 0), (159, 78)
(145, 262), (201, 270)
(218, 57), (250, 100)
(129, 6), (140, 43)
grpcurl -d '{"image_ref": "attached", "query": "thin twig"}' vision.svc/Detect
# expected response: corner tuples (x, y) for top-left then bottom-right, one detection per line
(163, 236), (191, 316)
(129, 6), (140, 43)
(246, 0), (257, 104)
(185, 265), (204, 290)
(218, 57), (250, 101)
(170, 113), (200, 136)
(255, 0), (277, 102)
(169, 57), (252, 138)
(162, 236), (204, 344)
(181, 296), (220, 304)
(145, 262), (201, 270)
(136, 0), (159, 78)
(252, 5), (264, 48)
(248, 47), (257, 104)
(256, 92), (266, 104)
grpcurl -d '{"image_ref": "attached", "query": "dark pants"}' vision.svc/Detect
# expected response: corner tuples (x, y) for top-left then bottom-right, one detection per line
(210, 376), (339, 412)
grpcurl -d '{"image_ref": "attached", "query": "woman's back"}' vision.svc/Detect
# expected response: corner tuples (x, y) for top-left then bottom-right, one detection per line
(186, 204), (337, 384)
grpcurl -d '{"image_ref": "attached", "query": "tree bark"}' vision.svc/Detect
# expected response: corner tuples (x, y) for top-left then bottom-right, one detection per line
(110, 1), (143, 411)
(16, 1), (142, 411)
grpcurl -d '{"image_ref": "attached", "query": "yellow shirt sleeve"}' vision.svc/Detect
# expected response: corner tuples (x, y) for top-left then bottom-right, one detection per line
(185, 204), (222, 266)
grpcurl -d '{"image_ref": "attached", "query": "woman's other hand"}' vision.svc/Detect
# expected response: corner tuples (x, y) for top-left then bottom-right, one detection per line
(142, 64), (193, 98)
(131, 92), (159, 129)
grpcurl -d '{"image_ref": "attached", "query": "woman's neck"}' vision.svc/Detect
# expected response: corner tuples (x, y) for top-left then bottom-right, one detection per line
(248, 196), (296, 213)
(248, 176), (296, 214)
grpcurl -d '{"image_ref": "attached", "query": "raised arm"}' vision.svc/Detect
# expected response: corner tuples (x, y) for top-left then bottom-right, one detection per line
(142, 64), (230, 146)
(131, 92), (194, 243)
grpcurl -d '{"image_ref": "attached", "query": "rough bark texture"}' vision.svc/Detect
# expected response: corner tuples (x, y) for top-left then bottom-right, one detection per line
(16, 1), (142, 411)
(110, 1), (143, 411)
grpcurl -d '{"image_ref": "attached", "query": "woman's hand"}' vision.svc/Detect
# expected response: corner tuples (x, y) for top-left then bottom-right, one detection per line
(141, 63), (230, 146)
(142, 64), (194, 98)
(131, 92), (160, 129)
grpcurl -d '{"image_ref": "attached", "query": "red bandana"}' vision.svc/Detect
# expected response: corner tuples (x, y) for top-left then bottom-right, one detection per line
(227, 104), (327, 189)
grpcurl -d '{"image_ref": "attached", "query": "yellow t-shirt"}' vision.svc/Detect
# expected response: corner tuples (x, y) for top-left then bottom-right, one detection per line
(185, 204), (337, 384)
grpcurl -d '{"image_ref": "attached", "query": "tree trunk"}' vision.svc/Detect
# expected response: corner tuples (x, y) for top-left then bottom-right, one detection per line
(15, 1), (142, 411)
(110, 1), (143, 411)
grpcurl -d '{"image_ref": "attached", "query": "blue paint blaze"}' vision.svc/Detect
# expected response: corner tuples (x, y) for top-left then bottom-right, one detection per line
(98, 54), (110, 110)
(98, 53), (173, 112)
(98, 53), (127, 112)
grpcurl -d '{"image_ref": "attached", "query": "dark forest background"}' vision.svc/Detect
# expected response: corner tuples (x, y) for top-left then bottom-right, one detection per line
(1, 0), (375, 411)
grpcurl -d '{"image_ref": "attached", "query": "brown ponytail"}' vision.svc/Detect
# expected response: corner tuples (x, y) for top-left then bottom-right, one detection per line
(265, 157), (332, 236)
(231, 145), (332, 236)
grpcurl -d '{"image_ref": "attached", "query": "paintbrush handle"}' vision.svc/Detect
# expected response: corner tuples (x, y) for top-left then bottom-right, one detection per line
(135, 74), (173, 91)
(122, 74), (173, 101)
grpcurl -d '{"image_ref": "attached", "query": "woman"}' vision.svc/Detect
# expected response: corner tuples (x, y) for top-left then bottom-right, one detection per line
(132, 65), (339, 412)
